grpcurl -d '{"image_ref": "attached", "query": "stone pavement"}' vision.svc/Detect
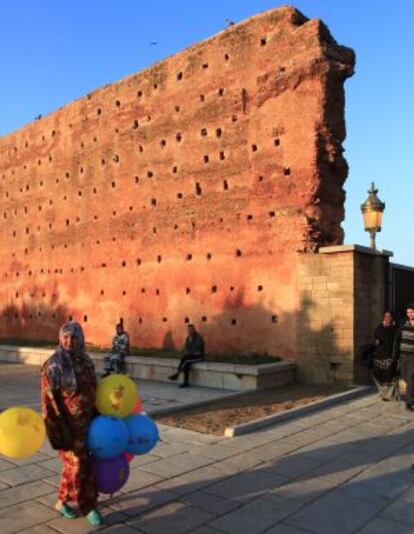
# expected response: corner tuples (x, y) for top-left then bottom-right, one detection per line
(2, 364), (414, 533)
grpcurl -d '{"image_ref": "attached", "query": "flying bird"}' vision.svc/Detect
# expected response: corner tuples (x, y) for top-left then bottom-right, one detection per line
(149, 40), (159, 46)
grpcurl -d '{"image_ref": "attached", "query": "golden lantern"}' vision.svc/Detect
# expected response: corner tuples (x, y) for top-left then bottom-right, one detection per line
(360, 182), (385, 250)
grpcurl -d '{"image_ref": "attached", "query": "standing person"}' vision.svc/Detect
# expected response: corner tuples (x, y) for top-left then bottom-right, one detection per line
(40, 321), (103, 526)
(372, 311), (398, 401)
(394, 303), (414, 410)
(168, 324), (205, 388)
(103, 320), (130, 376)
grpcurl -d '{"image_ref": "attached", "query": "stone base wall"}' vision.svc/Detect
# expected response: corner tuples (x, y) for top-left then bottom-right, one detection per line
(296, 245), (392, 384)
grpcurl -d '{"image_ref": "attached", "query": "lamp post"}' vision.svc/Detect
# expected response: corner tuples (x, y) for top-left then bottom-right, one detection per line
(360, 182), (385, 251)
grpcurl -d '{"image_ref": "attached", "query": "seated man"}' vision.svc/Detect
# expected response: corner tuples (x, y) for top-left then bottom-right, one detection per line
(103, 321), (130, 376)
(168, 324), (205, 388)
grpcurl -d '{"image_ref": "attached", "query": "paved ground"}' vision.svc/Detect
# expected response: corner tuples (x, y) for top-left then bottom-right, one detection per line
(2, 364), (414, 533)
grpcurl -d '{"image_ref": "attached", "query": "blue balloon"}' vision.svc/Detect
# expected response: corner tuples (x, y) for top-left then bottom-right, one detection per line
(87, 415), (128, 459)
(124, 414), (159, 455)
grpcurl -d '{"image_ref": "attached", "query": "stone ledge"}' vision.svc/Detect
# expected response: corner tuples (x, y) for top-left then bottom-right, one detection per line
(0, 345), (296, 392)
(319, 244), (393, 257)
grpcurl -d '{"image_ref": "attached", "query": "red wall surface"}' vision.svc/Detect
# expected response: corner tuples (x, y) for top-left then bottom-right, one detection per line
(0, 6), (354, 357)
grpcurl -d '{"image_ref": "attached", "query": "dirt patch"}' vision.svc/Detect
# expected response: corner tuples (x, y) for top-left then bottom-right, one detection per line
(155, 383), (350, 435)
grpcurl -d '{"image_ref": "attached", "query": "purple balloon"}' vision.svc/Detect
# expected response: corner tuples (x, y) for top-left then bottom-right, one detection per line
(93, 454), (130, 494)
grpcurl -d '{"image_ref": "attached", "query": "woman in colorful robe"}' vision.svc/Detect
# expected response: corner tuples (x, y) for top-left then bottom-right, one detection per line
(40, 321), (103, 526)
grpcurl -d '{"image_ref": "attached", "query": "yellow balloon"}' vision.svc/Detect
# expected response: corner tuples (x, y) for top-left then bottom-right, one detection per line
(0, 407), (46, 459)
(96, 374), (138, 418)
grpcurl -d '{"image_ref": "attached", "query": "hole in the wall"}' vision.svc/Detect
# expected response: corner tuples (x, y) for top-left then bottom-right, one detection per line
(235, 249), (242, 257)
(257, 285), (263, 292)
(151, 198), (157, 207)
(176, 133), (182, 142)
(97, 108), (102, 115)
(129, 205), (133, 211)
(201, 316), (207, 322)
(260, 37), (267, 46)
(251, 144), (258, 152)
(162, 317), (168, 322)
(132, 120), (139, 129)
(66, 172), (70, 178)
(216, 128), (222, 138)
(220, 151), (225, 160)
(84, 315), (88, 322)
(141, 287), (145, 293)
(160, 139), (166, 148)
(139, 145), (144, 152)
(284, 167), (291, 176)
(174, 224), (178, 230)
(186, 287), (191, 294)
(269, 211), (275, 217)
(135, 176), (140, 184)
(153, 227), (157, 234)
(136, 258), (142, 266)
(203, 155), (209, 163)
(113, 154), (119, 163)
(101, 290), (104, 296)
(218, 88), (224, 96)
(93, 187), (98, 194)
(206, 253), (212, 260)
(186, 253), (192, 261)
(101, 158), (106, 165)
(112, 181), (116, 188)
(195, 182), (202, 195)
(155, 289), (160, 295)
(223, 180), (229, 190)
(153, 83), (158, 89)
(175, 105), (180, 112)
(231, 318), (237, 325)
(147, 170), (153, 178)
(177, 72), (183, 80)
(272, 315), (278, 323)
(202, 63), (209, 69)
(101, 263), (107, 268)
(184, 317), (190, 324)
(211, 285), (217, 293)
(122, 290), (126, 296)
(258, 175), (264, 182)
(274, 138), (280, 146)
(137, 90), (143, 97)
(177, 192), (183, 199)
(157, 255), (162, 263)
(232, 115), (238, 122)
(247, 214), (253, 220)
(199, 94), (205, 102)
(115, 99), (121, 107)
(201, 128), (207, 137)
(122, 261), (126, 267)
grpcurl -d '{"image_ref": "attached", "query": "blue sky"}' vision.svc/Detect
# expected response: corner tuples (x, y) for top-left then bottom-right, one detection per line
(0, 1), (412, 265)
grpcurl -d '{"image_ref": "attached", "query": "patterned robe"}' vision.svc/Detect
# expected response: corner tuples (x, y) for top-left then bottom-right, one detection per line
(40, 354), (98, 515)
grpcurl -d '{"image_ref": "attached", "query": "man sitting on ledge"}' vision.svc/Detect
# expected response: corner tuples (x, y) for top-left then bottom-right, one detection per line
(168, 324), (205, 388)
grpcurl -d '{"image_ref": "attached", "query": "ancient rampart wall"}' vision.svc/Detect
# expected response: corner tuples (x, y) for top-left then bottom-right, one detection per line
(0, 6), (354, 357)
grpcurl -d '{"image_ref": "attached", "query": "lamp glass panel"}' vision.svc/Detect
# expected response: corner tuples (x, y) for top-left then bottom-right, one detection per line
(363, 210), (381, 230)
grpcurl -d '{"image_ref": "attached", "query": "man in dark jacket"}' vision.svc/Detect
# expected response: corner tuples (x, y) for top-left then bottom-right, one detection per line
(394, 303), (414, 409)
(168, 324), (205, 388)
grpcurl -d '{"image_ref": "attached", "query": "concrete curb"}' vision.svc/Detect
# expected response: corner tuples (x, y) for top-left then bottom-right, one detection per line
(224, 385), (373, 437)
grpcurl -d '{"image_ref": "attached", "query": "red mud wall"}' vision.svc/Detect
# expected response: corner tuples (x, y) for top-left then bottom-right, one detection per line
(0, 6), (354, 357)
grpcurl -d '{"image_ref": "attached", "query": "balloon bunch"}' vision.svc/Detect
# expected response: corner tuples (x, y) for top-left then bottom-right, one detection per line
(0, 406), (46, 459)
(87, 374), (159, 494)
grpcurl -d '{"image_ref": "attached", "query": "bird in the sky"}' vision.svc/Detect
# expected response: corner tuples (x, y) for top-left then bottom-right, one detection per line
(149, 40), (159, 46)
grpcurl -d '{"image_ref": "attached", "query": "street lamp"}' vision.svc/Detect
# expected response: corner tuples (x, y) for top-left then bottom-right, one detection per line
(360, 182), (385, 251)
